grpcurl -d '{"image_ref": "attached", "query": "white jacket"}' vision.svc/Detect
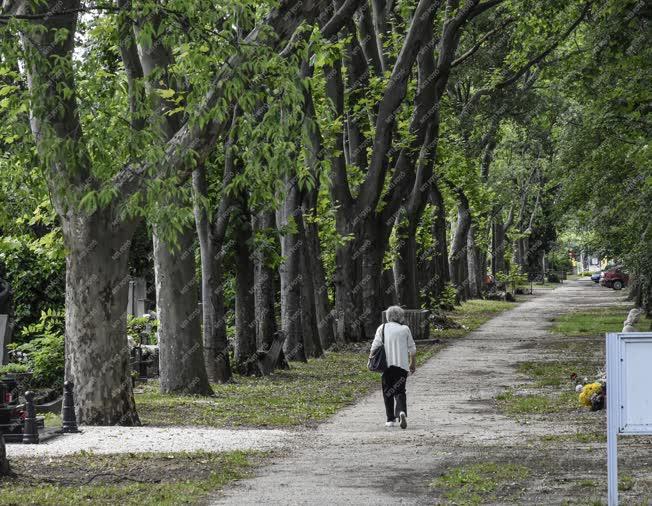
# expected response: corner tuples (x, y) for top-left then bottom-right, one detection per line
(370, 322), (416, 372)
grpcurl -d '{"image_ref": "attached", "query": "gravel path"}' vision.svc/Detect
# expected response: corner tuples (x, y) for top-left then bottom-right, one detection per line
(208, 280), (630, 505)
(6, 426), (291, 458)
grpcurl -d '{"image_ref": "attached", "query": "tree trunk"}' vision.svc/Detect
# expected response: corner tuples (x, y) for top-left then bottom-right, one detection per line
(517, 236), (529, 270)
(360, 221), (385, 339)
(234, 202), (258, 375)
(300, 62), (337, 351)
(193, 168), (231, 383)
(449, 192), (472, 302)
(62, 212), (140, 425)
(467, 224), (480, 298)
(382, 268), (397, 308)
(334, 240), (360, 343)
(21, 6), (141, 425)
(154, 225), (212, 395)
(301, 191), (336, 350)
(393, 213), (419, 308)
(297, 214), (324, 358)
(276, 178), (307, 361)
(0, 435), (8, 476)
(428, 183), (449, 302)
(492, 220), (507, 275)
(251, 210), (279, 351)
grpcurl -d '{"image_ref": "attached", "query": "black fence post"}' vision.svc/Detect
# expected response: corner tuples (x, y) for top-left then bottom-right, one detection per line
(61, 381), (79, 433)
(22, 391), (39, 444)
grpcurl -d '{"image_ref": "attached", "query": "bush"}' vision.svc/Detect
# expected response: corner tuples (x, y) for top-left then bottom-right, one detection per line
(440, 283), (458, 310)
(127, 315), (158, 345)
(547, 250), (573, 273)
(422, 282), (457, 311)
(547, 273), (561, 283)
(0, 363), (29, 376)
(0, 235), (64, 341)
(495, 265), (528, 294)
(9, 309), (65, 389)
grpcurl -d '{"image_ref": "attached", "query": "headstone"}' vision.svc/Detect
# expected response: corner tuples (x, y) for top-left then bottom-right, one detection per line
(256, 332), (287, 376)
(127, 277), (148, 317)
(382, 309), (430, 340)
(0, 315), (12, 365)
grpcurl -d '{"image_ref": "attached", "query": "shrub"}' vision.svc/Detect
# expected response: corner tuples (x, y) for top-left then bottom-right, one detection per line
(547, 250), (573, 273)
(547, 272), (561, 283)
(0, 234), (64, 341)
(9, 309), (65, 389)
(438, 283), (458, 310)
(495, 265), (527, 294)
(127, 315), (158, 345)
(423, 282), (457, 310)
(0, 363), (29, 375)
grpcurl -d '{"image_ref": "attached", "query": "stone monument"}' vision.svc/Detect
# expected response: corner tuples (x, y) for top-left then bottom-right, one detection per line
(0, 278), (13, 365)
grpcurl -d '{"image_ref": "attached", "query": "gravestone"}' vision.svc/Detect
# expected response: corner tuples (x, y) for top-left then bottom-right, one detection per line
(0, 277), (12, 366)
(382, 309), (430, 340)
(0, 315), (12, 366)
(127, 277), (148, 317)
(256, 332), (286, 376)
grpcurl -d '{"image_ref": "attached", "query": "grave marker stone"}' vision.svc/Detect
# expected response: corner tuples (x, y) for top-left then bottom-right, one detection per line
(381, 309), (430, 340)
(127, 277), (148, 317)
(0, 315), (12, 366)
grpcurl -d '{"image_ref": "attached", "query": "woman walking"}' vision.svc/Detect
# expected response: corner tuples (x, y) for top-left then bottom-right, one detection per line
(369, 306), (417, 429)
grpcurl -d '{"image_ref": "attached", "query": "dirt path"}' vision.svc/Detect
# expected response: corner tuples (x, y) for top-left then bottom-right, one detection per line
(210, 281), (641, 505)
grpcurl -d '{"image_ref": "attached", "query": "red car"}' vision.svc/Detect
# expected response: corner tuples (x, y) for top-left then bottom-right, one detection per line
(600, 266), (629, 290)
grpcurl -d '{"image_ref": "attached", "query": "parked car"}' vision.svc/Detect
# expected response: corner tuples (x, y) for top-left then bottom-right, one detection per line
(592, 264), (615, 284)
(600, 266), (629, 290)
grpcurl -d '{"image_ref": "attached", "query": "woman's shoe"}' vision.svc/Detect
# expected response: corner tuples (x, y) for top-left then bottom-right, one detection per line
(399, 412), (407, 429)
(385, 421), (396, 427)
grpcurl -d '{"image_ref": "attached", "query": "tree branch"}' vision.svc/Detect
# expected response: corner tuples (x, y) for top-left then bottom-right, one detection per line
(464, 1), (594, 113)
(450, 17), (514, 68)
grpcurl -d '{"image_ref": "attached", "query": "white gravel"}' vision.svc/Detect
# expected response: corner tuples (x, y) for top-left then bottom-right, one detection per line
(6, 426), (293, 458)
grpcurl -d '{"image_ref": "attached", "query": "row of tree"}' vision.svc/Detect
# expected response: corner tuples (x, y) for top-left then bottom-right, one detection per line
(0, 0), (649, 425)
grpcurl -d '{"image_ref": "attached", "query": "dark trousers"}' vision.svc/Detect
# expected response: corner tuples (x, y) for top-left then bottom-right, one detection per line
(381, 366), (408, 422)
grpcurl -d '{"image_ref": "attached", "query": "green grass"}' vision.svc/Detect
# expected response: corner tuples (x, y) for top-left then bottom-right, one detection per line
(495, 390), (578, 415)
(138, 299), (517, 428)
(43, 412), (62, 428)
(539, 432), (607, 444)
(137, 352), (386, 427)
(551, 306), (643, 336)
(620, 475), (635, 491)
(0, 450), (257, 506)
(516, 360), (598, 388)
(495, 309), (634, 419)
(138, 346), (442, 427)
(516, 280), (560, 290)
(432, 299), (517, 339)
(549, 337), (602, 358)
(432, 462), (530, 505)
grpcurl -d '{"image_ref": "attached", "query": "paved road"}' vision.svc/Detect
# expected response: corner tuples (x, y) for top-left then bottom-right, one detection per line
(210, 280), (629, 505)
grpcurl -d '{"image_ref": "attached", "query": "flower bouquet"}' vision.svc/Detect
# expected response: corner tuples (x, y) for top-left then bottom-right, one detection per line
(573, 369), (607, 411)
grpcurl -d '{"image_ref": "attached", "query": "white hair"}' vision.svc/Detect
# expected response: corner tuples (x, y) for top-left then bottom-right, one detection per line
(386, 305), (405, 324)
